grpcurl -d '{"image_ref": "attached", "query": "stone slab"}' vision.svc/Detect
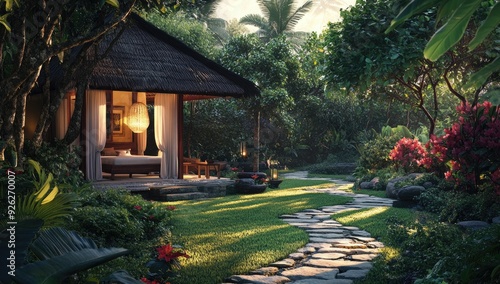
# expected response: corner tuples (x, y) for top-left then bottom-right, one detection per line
(226, 274), (290, 284)
(337, 269), (370, 279)
(311, 252), (346, 260)
(280, 266), (339, 280)
(304, 259), (373, 271)
(270, 258), (295, 268)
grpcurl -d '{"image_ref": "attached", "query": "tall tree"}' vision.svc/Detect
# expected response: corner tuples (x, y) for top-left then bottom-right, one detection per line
(239, 0), (313, 41)
(0, 0), (198, 159)
(322, 0), (496, 136)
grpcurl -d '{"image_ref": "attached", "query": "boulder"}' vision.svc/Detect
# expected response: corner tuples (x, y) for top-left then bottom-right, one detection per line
(359, 182), (374, 190)
(397, 185), (425, 201)
(457, 221), (490, 230)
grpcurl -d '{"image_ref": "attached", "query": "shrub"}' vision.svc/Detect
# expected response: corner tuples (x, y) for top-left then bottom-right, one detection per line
(426, 101), (500, 193)
(418, 187), (500, 223)
(28, 140), (85, 188)
(356, 125), (414, 175)
(389, 137), (427, 173)
(69, 189), (173, 249)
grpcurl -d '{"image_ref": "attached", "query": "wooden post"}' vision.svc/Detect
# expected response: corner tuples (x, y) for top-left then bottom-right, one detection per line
(177, 94), (184, 179)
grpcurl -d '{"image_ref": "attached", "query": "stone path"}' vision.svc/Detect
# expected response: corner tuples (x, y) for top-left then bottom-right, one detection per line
(224, 171), (394, 284)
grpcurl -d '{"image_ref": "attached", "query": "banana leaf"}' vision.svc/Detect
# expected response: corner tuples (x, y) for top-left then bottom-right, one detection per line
(0, 219), (43, 284)
(12, 227), (130, 284)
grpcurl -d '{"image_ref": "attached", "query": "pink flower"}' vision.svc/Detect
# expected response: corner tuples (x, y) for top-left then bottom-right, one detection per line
(134, 205), (142, 211)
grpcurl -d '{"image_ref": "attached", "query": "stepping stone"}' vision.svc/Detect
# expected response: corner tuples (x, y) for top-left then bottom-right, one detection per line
(310, 237), (353, 244)
(311, 252), (346, 260)
(304, 259), (372, 270)
(270, 258), (295, 268)
(288, 278), (353, 284)
(306, 229), (344, 234)
(349, 254), (378, 261)
(337, 269), (370, 279)
(282, 218), (320, 223)
(297, 246), (316, 254)
(367, 241), (384, 248)
(333, 243), (367, 249)
(309, 233), (345, 238)
(289, 252), (306, 260)
(250, 267), (279, 276)
(306, 242), (334, 249)
(280, 266), (339, 280)
(348, 236), (376, 242)
(339, 226), (359, 231)
(351, 230), (371, 237)
(226, 274), (290, 284)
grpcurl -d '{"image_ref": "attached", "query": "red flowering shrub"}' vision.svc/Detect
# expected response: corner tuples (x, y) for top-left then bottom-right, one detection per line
(429, 101), (500, 193)
(143, 244), (189, 283)
(389, 137), (427, 173)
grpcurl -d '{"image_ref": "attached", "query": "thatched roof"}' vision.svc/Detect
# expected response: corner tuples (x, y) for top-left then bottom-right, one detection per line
(89, 13), (259, 99)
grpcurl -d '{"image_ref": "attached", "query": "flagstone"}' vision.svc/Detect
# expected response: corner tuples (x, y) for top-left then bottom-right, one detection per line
(309, 233), (345, 238)
(349, 254), (378, 261)
(310, 252), (346, 260)
(280, 266), (339, 280)
(226, 274), (290, 284)
(270, 258), (296, 268)
(251, 267), (280, 276)
(337, 269), (371, 279)
(304, 259), (373, 270)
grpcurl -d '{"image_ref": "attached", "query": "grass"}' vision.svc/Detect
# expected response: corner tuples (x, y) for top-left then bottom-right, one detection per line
(166, 179), (352, 284)
(330, 207), (437, 284)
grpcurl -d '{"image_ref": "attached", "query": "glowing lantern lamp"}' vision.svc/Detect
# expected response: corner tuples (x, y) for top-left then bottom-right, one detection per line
(128, 102), (150, 133)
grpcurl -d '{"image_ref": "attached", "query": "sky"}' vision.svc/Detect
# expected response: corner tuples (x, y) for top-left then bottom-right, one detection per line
(213, 0), (356, 34)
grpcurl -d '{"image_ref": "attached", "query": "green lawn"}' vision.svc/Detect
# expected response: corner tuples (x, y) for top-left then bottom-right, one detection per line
(167, 179), (352, 284)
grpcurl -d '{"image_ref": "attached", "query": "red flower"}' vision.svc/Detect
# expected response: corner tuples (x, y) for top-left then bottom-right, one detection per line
(251, 174), (258, 180)
(156, 244), (190, 262)
(166, 205), (176, 211)
(134, 205), (142, 210)
(149, 215), (155, 220)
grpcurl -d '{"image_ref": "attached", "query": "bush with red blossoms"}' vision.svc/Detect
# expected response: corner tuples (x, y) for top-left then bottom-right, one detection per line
(389, 137), (427, 173)
(142, 243), (190, 283)
(428, 101), (500, 193)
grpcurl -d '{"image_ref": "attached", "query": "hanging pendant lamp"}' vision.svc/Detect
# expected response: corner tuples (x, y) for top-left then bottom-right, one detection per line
(128, 102), (150, 133)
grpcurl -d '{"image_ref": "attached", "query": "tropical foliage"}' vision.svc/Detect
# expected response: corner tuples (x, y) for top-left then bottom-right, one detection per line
(239, 0), (313, 41)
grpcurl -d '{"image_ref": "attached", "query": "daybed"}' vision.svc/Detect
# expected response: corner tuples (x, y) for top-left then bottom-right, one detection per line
(101, 148), (161, 179)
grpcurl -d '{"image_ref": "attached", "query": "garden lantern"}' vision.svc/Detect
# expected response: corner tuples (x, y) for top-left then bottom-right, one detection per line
(240, 142), (247, 158)
(271, 168), (279, 180)
(128, 102), (149, 133)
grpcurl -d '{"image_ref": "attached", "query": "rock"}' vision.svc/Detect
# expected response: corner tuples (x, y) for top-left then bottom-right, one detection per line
(280, 267), (339, 280)
(270, 258), (295, 268)
(492, 216), (500, 224)
(386, 176), (408, 199)
(457, 220), (490, 230)
(226, 274), (290, 284)
(397, 185), (425, 201)
(359, 182), (374, 190)
(336, 269), (370, 279)
(251, 267), (279, 276)
(422, 181), (434, 189)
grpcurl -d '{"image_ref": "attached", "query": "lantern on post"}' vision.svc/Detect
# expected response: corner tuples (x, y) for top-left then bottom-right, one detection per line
(240, 142), (247, 158)
(128, 102), (149, 133)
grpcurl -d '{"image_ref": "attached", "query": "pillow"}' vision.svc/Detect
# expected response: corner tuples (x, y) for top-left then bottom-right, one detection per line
(102, 147), (116, 156)
(116, 149), (132, 156)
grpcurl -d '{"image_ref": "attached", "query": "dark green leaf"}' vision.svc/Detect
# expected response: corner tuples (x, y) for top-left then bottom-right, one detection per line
(468, 2), (500, 50)
(424, 0), (482, 61)
(386, 0), (440, 33)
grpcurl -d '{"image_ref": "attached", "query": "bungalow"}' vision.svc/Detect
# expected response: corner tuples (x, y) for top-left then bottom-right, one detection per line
(29, 13), (259, 181)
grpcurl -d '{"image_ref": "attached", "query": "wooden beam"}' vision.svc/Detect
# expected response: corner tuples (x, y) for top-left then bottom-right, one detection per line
(177, 94), (184, 179)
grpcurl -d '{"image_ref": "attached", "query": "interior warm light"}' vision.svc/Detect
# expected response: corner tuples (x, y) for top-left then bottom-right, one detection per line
(128, 102), (149, 133)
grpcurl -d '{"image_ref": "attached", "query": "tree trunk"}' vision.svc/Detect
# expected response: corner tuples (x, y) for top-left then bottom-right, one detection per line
(252, 110), (260, 172)
(63, 83), (86, 145)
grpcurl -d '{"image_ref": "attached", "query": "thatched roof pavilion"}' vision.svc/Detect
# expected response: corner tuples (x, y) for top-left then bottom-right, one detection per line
(90, 13), (259, 100)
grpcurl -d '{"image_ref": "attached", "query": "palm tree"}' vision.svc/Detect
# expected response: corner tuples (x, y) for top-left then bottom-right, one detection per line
(239, 0), (313, 41)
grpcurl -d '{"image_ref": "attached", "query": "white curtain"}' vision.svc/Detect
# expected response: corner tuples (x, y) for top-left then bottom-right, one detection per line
(137, 92), (147, 155)
(85, 89), (107, 181)
(154, 94), (178, 179)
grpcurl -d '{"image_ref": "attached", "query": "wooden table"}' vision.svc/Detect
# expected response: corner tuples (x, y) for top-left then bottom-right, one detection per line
(196, 161), (224, 179)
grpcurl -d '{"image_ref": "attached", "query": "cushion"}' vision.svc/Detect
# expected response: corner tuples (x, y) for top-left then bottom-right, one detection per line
(116, 149), (132, 156)
(102, 147), (116, 156)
